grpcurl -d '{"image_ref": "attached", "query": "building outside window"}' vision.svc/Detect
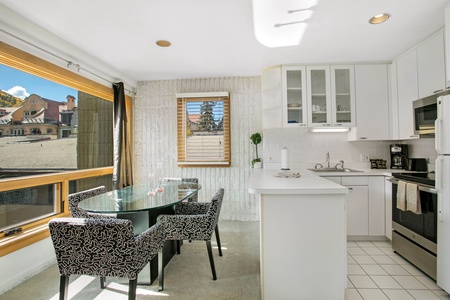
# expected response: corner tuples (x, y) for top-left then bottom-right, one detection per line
(0, 64), (113, 233)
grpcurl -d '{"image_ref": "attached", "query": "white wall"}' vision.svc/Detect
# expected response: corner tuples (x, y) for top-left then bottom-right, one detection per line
(133, 77), (262, 221)
(0, 237), (55, 294)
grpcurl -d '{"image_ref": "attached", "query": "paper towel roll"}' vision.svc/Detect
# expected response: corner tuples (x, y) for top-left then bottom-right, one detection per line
(281, 147), (290, 170)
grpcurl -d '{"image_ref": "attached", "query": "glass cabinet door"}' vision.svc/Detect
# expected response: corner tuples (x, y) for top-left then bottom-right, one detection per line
(282, 66), (307, 127)
(331, 66), (355, 126)
(307, 66), (331, 126)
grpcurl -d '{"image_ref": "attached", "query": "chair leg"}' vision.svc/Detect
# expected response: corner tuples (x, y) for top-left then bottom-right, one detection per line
(100, 277), (106, 289)
(177, 240), (181, 254)
(128, 278), (137, 300)
(158, 248), (164, 291)
(215, 224), (223, 257)
(206, 240), (217, 280)
(59, 275), (69, 300)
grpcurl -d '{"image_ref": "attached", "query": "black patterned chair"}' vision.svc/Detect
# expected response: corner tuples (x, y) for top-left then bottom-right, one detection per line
(162, 177), (199, 202)
(68, 186), (115, 219)
(49, 217), (166, 300)
(158, 188), (224, 281)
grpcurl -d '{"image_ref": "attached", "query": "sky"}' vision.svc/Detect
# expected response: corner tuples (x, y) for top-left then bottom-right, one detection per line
(0, 64), (77, 102)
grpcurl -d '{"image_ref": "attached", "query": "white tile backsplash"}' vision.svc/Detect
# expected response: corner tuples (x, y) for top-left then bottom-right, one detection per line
(262, 128), (437, 171)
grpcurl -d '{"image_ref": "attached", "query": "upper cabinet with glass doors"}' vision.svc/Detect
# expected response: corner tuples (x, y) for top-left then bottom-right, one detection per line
(331, 66), (356, 127)
(306, 65), (355, 127)
(282, 66), (307, 127)
(307, 66), (331, 126)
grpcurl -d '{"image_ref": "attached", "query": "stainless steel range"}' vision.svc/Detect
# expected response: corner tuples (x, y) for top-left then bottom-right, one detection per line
(389, 172), (437, 279)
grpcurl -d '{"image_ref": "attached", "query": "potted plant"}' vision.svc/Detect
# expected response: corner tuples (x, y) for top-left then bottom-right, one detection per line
(250, 132), (262, 168)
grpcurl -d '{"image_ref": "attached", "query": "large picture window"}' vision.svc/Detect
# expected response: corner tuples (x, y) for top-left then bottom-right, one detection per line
(0, 64), (114, 232)
(177, 92), (231, 167)
(0, 41), (122, 254)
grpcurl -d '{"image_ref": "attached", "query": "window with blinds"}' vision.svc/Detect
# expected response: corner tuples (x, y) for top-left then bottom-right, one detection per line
(176, 92), (231, 167)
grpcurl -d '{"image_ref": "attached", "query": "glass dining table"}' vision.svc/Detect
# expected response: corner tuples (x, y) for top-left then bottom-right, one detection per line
(78, 181), (201, 284)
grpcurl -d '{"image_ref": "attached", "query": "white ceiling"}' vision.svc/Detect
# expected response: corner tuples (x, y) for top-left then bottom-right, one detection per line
(1, 0), (449, 83)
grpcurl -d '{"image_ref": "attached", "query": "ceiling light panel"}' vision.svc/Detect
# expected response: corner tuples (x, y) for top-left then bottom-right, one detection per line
(252, 0), (318, 48)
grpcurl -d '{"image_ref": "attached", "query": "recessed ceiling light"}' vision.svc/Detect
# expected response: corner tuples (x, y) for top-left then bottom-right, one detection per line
(156, 40), (171, 47)
(369, 13), (390, 24)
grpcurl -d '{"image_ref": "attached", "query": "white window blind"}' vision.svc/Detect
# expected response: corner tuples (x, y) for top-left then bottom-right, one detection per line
(176, 92), (230, 167)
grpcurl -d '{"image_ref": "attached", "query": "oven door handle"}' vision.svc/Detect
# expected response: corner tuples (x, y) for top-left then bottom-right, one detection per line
(387, 177), (437, 194)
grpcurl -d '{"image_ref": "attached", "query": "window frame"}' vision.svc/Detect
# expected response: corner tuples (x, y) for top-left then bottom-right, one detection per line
(0, 41), (130, 256)
(176, 92), (231, 167)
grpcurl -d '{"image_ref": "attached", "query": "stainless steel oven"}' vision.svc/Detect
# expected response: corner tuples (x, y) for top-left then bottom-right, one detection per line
(389, 173), (438, 279)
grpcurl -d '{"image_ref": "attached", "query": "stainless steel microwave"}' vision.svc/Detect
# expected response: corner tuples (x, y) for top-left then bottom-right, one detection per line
(413, 96), (437, 136)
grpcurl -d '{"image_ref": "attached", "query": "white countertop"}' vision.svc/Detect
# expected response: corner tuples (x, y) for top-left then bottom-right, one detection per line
(248, 168), (414, 195)
(248, 169), (348, 195)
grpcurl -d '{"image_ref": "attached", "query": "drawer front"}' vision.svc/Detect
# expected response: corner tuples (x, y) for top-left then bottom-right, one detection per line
(322, 176), (341, 184)
(342, 176), (369, 186)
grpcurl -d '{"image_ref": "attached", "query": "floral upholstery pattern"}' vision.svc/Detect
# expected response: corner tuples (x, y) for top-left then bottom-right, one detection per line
(68, 186), (114, 219)
(157, 188), (224, 280)
(49, 217), (166, 300)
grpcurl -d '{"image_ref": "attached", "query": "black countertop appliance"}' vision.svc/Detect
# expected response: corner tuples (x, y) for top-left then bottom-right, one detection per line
(390, 144), (408, 169)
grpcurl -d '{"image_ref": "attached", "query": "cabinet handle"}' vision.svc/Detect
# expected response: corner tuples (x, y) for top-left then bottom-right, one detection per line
(359, 137), (368, 140)
(433, 89), (444, 94)
(410, 135), (419, 138)
(348, 187), (353, 190)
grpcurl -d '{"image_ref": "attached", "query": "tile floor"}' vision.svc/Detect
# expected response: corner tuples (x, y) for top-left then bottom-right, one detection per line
(346, 240), (450, 300)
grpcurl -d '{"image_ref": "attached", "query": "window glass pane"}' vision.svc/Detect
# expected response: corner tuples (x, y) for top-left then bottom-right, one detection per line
(0, 184), (59, 232)
(177, 93), (230, 167)
(186, 99), (225, 161)
(0, 64), (113, 173)
(0, 64), (113, 228)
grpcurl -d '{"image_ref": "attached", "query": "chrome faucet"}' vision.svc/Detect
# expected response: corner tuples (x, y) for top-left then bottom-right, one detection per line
(314, 163), (323, 169)
(326, 152), (330, 168)
(335, 160), (344, 169)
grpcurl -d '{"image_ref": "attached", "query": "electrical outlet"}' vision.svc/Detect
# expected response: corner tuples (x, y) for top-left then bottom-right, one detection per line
(360, 153), (370, 162)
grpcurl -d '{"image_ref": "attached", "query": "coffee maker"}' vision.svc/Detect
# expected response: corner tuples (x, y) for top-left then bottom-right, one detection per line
(390, 144), (408, 169)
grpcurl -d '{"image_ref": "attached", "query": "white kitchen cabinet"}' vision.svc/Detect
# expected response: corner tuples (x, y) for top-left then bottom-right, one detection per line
(307, 66), (331, 126)
(346, 185), (369, 236)
(348, 64), (390, 141)
(445, 6), (450, 87)
(281, 65), (307, 127)
(390, 62), (400, 140)
(323, 175), (386, 237)
(262, 65), (283, 129)
(396, 50), (420, 140)
(331, 65), (356, 127)
(342, 176), (369, 236)
(417, 31), (446, 98)
(368, 176), (385, 236)
(307, 65), (355, 127)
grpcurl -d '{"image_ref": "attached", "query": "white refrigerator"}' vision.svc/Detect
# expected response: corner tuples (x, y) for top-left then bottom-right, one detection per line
(436, 94), (450, 292)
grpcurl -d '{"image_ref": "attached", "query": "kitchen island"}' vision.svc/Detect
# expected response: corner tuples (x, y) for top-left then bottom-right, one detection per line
(249, 169), (348, 300)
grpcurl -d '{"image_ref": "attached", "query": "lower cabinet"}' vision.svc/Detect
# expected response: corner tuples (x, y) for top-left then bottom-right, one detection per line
(323, 175), (386, 237)
(346, 184), (369, 235)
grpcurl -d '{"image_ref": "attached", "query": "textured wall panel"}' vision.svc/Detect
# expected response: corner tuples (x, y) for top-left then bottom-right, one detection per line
(134, 77), (261, 221)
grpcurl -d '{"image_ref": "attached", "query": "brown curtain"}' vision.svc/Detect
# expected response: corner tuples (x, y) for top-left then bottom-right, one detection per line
(113, 82), (133, 189)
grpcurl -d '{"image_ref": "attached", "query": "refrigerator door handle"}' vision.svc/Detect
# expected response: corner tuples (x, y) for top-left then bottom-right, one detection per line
(437, 156), (444, 222)
(436, 118), (443, 153)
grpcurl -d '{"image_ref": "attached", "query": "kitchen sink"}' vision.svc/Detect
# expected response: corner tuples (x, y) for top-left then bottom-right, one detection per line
(307, 168), (363, 173)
